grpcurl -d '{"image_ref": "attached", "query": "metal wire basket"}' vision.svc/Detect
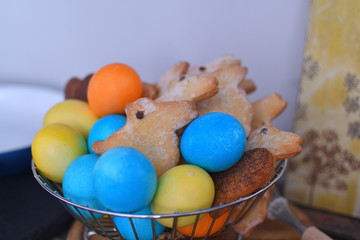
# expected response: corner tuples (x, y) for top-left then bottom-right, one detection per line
(32, 159), (287, 240)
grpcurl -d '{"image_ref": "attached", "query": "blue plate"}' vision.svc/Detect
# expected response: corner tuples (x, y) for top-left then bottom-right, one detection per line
(0, 83), (63, 177)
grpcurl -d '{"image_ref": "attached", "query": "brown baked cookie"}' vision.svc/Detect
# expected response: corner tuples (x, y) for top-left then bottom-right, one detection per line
(156, 61), (190, 96)
(210, 148), (275, 217)
(238, 79), (256, 94)
(142, 82), (159, 99)
(65, 73), (93, 101)
(251, 93), (287, 129)
(92, 98), (198, 177)
(246, 125), (303, 161)
(156, 75), (218, 103)
(195, 62), (254, 136)
(188, 54), (241, 76)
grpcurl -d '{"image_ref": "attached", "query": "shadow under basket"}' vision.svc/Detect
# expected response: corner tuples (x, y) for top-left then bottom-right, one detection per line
(31, 159), (287, 240)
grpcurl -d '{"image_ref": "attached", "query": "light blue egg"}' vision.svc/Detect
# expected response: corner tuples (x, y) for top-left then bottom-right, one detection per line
(113, 205), (165, 240)
(180, 112), (246, 172)
(93, 147), (157, 213)
(62, 154), (105, 219)
(87, 114), (126, 154)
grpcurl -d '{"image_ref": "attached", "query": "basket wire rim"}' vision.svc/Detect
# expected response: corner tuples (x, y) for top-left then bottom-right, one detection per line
(31, 158), (287, 219)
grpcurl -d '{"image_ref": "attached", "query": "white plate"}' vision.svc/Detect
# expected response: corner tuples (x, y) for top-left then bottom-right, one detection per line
(0, 83), (63, 176)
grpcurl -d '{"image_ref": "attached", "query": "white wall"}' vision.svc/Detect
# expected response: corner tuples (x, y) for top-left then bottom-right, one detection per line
(0, 0), (310, 131)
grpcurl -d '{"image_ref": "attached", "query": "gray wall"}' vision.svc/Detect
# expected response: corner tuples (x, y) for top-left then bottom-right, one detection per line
(0, 0), (311, 131)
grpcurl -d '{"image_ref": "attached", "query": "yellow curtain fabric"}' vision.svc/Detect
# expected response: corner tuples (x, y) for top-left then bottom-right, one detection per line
(284, 0), (360, 218)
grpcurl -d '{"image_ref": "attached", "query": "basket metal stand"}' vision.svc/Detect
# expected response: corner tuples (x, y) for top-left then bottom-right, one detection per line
(32, 159), (287, 240)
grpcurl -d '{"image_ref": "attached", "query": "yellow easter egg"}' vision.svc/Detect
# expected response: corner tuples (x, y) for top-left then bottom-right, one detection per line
(32, 123), (88, 183)
(151, 165), (215, 228)
(43, 99), (98, 140)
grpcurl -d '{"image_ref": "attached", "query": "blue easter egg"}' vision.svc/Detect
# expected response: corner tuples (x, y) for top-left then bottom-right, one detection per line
(62, 154), (105, 219)
(113, 205), (165, 240)
(93, 147), (157, 213)
(180, 112), (246, 172)
(87, 114), (126, 154)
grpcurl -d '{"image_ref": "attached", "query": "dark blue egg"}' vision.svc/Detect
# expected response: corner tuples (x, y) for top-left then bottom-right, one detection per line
(87, 114), (126, 154)
(180, 112), (246, 172)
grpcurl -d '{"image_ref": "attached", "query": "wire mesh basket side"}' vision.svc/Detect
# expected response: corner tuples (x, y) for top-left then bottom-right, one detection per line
(32, 159), (287, 240)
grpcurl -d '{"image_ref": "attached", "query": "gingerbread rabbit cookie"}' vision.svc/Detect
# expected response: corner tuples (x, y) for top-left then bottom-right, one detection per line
(231, 95), (301, 234)
(92, 98), (198, 177)
(195, 62), (254, 136)
(248, 93), (302, 161)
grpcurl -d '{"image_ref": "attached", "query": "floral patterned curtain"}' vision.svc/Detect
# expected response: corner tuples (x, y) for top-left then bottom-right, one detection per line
(284, 0), (360, 218)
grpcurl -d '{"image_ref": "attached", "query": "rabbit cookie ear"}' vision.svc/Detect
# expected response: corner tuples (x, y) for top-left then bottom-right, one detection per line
(156, 61), (190, 96)
(189, 54), (240, 76)
(251, 93), (288, 129)
(238, 78), (257, 94)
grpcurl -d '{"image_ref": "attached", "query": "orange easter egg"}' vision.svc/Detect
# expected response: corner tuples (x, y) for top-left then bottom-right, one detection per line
(88, 63), (142, 117)
(177, 211), (230, 238)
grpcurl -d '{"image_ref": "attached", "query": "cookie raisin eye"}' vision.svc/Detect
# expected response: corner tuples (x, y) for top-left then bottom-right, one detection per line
(260, 128), (268, 134)
(198, 66), (206, 72)
(179, 75), (186, 81)
(136, 111), (145, 119)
